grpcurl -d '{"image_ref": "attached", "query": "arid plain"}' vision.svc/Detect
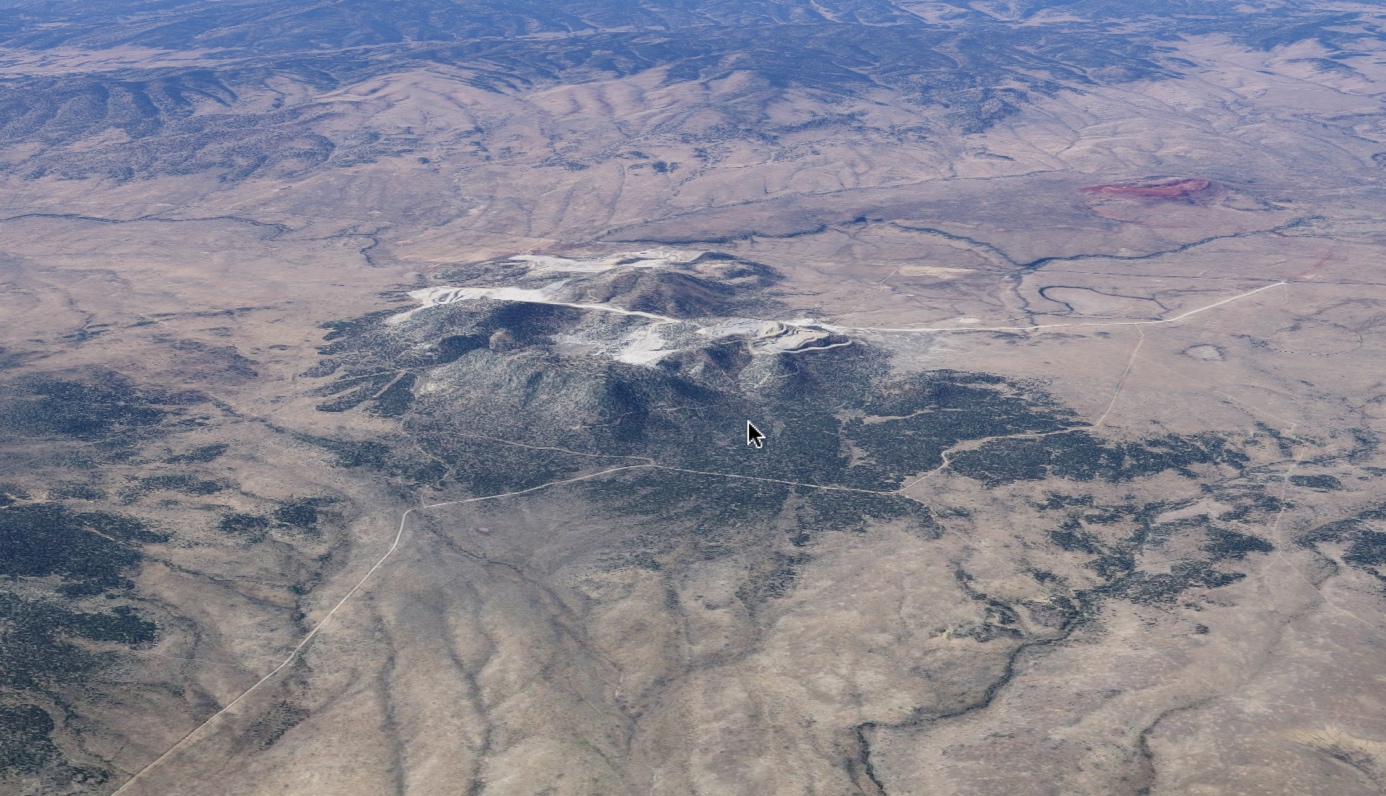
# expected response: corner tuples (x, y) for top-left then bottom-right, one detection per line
(3, 3), (1386, 794)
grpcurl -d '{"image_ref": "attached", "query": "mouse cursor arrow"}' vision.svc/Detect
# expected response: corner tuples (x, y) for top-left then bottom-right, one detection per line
(746, 421), (765, 449)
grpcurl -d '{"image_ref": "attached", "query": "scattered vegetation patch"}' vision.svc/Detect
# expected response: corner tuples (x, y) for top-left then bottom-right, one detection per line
(797, 488), (937, 537)
(165, 443), (229, 464)
(0, 372), (202, 445)
(0, 591), (149, 786)
(1049, 525), (1101, 555)
(1116, 563), (1245, 605)
(367, 373), (416, 417)
(435, 334), (488, 364)
(218, 512), (271, 541)
(1303, 506), (1386, 577)
(1289, 474), (1342, 490)
(0, 504), (165, 596)
(1345, 531), (1386, 569)
(318, 310), (399, 348)
(243, 701), (310, 750)
(0, 484), (29, 507)
(950, 431), (1248, 486)
(273, 499), (322, 532)
(845, 372), (1078, 488)
(1037, 493), (1094, 511)
(0, 703), (60, 776)
(48, 483), (106, 501)
(313, 373), (395, 413)
(139, 474), (226, 496)
(0, 593), (156, 691)
(737, 552), (810, 607)
(1204, 528), (1274, 560)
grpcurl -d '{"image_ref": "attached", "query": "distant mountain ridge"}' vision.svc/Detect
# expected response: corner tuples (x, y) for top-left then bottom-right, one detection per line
(0, 0), (1372, 183)
(0, 0), (1357, 53)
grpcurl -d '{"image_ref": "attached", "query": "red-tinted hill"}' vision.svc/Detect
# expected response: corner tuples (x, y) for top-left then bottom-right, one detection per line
(1080, 178), (1211, 199)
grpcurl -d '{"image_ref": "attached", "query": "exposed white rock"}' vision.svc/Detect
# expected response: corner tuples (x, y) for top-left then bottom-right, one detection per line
(509, 249), (704, 273)
(396, 270), (848, 364)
